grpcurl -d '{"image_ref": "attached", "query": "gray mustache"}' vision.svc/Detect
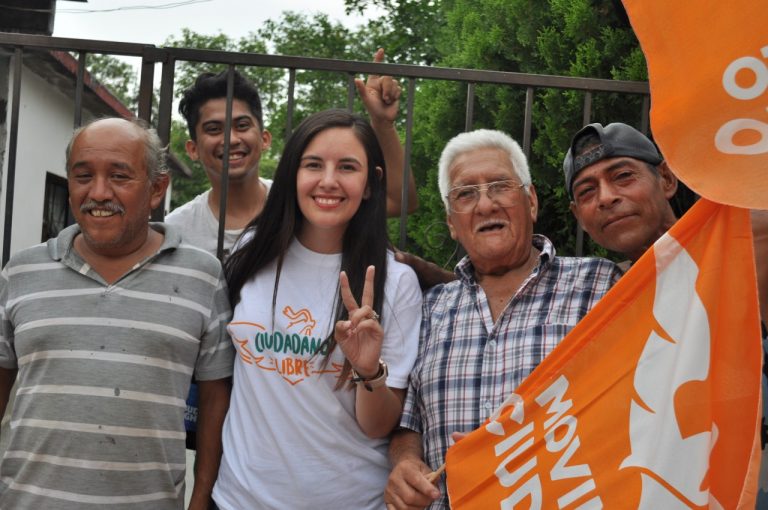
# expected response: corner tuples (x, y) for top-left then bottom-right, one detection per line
(80, 200), (125, 215)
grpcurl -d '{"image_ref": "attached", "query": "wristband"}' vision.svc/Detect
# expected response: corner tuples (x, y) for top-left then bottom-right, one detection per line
(351, 360), (388, 392)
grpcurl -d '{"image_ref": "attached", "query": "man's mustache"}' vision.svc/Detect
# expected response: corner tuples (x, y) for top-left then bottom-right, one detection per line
(80, 200), (125, 215)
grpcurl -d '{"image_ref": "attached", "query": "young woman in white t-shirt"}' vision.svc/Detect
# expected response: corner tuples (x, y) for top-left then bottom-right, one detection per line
(212, 109), (422, 509)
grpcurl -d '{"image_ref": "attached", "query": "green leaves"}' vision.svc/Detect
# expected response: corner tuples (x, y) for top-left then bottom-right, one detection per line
(388, 0), (652, 263)
(86, 53), (138, 108)
(151, 1), (655, 262)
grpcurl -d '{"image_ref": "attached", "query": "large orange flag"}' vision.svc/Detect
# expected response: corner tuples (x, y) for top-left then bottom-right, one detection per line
(445, 200), (762, 509)
(621, 0), (768, 210)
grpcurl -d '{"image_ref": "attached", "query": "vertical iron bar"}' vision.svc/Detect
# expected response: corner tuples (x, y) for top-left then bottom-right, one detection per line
(285, 68), (296, 139)
(156, 55), (175, 144)
(398, 77), (416, 250)
(154, 54), (175, 222)
(522, 86), (534, 158)
(640, 95), (650, 135)
(347, 73), (356, 112)
(137, 48), (157, 122)
(216, 66), (236, 261)
(73, 51), (86, 128)
(455, 82), (477, 260)
(582, 91), (592, 126)
(574, 91), (593, 257)
(464, 83), (475, 132)
(3, 48), (23, 266)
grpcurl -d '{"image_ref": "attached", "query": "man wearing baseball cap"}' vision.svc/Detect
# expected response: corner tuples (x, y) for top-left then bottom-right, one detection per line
(563, 123), (768, 505)
(563, 122), (767, 317)
(563, 122), (679, 266)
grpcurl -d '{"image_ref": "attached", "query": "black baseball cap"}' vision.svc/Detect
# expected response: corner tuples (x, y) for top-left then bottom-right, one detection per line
(563, 122), (663, 197)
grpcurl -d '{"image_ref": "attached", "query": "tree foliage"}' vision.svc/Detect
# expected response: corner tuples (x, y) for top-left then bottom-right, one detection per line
(168, 119), (210, 209)
(163, 14), (392, 206)
(90, 2), (658, 261)
(344, 0), (445, 65)
(393, 0), (650, 264)
(86, 53), (138, 109)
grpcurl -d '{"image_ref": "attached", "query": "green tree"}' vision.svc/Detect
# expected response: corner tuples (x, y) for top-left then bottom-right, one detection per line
(344, 0), (445, 65)
(168, 119), (210, 209)
(161, 2), (656, 262)
(255, 12), (386, 152)
(163, 29), (279, 205)
(86, 53), (138, 109)
(164, 14), (389, 206)
(394, 0), (649, 265)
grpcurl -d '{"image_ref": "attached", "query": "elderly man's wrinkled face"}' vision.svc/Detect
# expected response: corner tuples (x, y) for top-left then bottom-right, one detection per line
(446, 147), (537, 275)
(68, 119), (167, 257)
(569, 157), (677, 262)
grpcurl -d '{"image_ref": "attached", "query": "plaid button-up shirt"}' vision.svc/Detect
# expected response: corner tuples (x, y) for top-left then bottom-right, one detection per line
(400, 235), (622, 508)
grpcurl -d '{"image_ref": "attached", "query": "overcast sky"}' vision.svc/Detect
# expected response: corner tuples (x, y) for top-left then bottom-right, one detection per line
(53, 0), (383, 46)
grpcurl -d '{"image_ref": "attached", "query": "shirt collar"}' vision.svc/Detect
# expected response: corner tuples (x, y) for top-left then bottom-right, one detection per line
(47, 222), (180, 262)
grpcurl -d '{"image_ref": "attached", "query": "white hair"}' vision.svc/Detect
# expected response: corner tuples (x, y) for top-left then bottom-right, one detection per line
(437, 129), (531, 210)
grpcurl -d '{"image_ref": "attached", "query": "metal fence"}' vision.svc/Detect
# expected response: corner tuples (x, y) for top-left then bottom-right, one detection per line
(0, 32), (650, 265)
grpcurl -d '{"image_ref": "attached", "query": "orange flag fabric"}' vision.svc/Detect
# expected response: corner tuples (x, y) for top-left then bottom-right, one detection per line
(621, 0), (768, 210)
(445, 200), (762, 509)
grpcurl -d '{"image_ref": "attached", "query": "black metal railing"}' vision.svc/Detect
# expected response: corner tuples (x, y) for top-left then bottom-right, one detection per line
(0, 32), (650, 264)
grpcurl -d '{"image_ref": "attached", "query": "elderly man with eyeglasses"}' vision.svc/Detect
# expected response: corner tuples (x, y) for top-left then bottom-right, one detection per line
(384, 129), (623, 510)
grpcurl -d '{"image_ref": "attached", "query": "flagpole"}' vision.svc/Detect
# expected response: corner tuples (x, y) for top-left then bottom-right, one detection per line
(426, 463), (445, 483)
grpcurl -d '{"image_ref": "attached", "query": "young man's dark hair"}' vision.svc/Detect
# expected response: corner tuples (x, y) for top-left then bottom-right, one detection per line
(178, 69), (265, 140)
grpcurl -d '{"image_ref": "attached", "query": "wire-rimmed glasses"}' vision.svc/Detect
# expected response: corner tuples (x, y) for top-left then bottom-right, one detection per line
(446, 179), (526, 213)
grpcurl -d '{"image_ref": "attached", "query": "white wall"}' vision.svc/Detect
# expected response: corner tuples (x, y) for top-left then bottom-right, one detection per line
(0, 61), (97, 257)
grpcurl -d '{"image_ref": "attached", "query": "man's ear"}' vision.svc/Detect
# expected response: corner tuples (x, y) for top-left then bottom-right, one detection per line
(185, 139), (199, 161)
(657, 161), (678, 200)
(446, 212), (458, 240)
(261, 129), (273, 150)
(527, 185), (539, 224)
(149, 174), (170, 210)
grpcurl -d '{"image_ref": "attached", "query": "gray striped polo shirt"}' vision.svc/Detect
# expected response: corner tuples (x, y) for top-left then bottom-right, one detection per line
(0, 223), (234, 509)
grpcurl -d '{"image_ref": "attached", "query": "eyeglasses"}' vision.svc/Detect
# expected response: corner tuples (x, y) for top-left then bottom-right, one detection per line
(447, 179), (526, 213)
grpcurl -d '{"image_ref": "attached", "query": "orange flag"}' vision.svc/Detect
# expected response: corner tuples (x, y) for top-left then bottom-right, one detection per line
(621, 0), (768, 210)
(445, 199), (762, 509)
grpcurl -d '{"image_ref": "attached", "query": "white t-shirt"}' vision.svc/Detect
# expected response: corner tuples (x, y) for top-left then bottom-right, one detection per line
(213, 238), (422, 510)
(164, 177), (273, 258)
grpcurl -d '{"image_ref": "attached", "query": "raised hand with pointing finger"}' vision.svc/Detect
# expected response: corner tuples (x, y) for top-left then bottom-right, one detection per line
(356, 48), (418, 216)
(355, 48), (402, 125)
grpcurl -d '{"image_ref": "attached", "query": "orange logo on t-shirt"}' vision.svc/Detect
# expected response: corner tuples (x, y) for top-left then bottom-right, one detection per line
(229, 307), (344, 386)
(283, 305), (317, 335)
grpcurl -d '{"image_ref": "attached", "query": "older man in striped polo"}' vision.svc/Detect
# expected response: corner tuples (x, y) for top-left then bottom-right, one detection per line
(0, 117), (233, 509)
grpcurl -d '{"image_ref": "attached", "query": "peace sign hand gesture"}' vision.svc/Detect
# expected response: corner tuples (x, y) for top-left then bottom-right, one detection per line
(334, 265), (384, 378)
